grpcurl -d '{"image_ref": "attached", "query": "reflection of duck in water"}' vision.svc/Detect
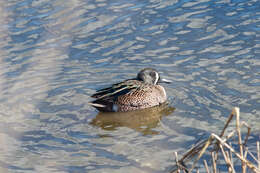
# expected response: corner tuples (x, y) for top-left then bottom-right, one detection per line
(90, 102), (175, 135)
(89, 68), (172, 112)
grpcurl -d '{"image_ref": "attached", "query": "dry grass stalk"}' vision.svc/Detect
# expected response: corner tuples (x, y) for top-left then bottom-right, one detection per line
(257, 141), (260, 170)
(212, 134), (259, 172)
(174, 152), (181, 173)
(245, 147), (257, 163)
(225, 151), (235, 173)
(170, 107), (260, 173)
(211, 152), (217, 173)
(203, 160), (209, 173)
(219, 143), (234, 172)
(234, 108), (246, 173)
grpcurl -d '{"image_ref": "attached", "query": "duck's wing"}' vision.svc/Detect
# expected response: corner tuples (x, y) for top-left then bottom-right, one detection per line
(91, 80), (139, 100)
(90, 80), (140, 112)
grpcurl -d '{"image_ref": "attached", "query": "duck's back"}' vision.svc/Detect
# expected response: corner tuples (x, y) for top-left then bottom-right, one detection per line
(115, 84), (167, 112)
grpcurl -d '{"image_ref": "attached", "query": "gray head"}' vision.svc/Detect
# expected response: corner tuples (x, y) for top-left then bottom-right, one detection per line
(137, 68), (172, 85)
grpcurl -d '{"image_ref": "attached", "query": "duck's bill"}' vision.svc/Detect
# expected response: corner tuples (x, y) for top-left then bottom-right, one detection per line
(159, 78), (172, 84)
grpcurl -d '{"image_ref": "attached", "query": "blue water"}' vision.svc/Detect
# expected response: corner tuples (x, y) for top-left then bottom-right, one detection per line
(0, 0), (259, 172)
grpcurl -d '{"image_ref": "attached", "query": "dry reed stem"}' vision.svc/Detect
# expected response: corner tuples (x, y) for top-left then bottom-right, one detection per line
(245, 147), (260, 166)
(240, 122), (251, 146)
(203, 160), (210, 173)
(214, 107), (240, 160)
(211, 152), (217, 173)
(213, 108), (234, 160)
(212, 133), (260, 173)
(190, 136), (214, 171)
(173, 151), (189, 173)
(174, 152), (180, 173)
(219, 143), (234, 173)
(229, 142), (234, 170)
(226, 150), (236, 173)
(216, 121), (250, 150)
(180, 139), (208, 163)
(233, 107), (246, 173)
(170, 107), (260, 173)
(257, 141), (260, 170)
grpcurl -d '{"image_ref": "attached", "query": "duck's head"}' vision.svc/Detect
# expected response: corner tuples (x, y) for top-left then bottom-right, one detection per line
(137, 68), (172, 85)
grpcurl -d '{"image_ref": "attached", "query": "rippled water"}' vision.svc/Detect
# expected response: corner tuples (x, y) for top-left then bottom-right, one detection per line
(0, 0), (259, 172)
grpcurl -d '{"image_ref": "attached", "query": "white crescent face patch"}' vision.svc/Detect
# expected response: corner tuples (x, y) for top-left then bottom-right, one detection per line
(154, 71), (159, 85)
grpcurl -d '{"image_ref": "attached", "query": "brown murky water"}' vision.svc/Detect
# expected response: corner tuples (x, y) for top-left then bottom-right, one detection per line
(0, 0), (259, 172)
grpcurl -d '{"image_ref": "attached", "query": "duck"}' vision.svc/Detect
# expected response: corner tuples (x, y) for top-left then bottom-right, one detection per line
(89, 68), (171, 112)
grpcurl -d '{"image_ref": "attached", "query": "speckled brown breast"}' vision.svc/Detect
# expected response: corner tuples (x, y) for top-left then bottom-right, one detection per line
(115, 84), (167, 112)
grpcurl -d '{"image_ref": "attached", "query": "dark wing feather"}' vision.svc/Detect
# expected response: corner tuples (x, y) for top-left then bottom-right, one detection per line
(90, 80), (140, 112)
(91, 80), (138, 100)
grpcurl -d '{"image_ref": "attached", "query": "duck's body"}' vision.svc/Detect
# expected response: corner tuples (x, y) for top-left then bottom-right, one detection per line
(90, 68), (171, 112)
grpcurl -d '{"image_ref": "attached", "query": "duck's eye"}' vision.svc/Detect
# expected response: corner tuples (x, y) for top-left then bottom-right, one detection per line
(150, 72), (156, 77)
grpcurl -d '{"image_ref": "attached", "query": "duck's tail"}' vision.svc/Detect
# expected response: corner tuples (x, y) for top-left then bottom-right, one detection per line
(89, 99), (114, 112)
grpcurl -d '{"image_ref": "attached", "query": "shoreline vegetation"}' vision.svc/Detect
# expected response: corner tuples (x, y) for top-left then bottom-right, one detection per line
(170, 107), (260, 173)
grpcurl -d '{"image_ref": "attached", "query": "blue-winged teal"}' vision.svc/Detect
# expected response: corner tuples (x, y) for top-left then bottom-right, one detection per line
(90, 68), (172, 112)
